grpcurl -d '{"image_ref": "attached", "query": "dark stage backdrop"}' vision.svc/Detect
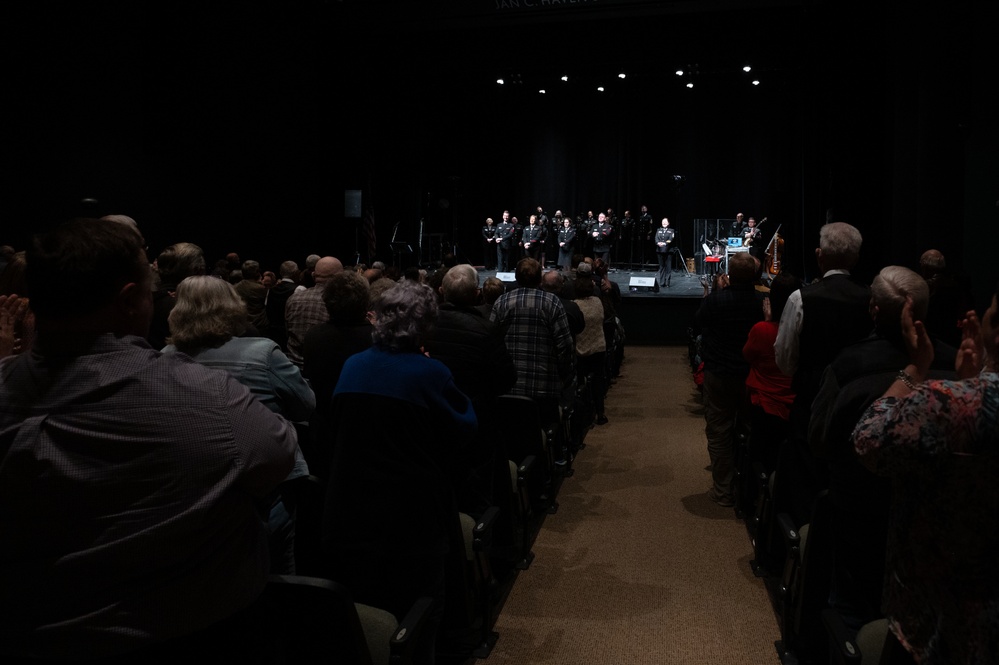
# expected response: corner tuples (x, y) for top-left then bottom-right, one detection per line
(4, 3), (994, 309)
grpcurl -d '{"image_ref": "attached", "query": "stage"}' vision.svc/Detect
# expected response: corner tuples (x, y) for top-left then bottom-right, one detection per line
(476, 265), (710, 347)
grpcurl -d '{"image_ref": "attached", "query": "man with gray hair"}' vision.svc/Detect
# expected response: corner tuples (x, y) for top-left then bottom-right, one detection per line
(775, 221), (872, 523)
(808, 265), (957, 631)
(284, 256), (343, 366)
(426, 264), (516, 408)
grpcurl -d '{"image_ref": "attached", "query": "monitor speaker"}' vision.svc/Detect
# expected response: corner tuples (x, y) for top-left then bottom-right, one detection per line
(629, 276), (659, 293)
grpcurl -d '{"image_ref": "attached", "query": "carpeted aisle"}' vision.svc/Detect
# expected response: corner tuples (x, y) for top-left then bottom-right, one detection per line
(480, 345), (779, 664)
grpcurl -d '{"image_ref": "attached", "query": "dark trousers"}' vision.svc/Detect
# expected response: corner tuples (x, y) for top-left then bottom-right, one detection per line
(657, 251), (673, 286)
(703, 370), (750, 502)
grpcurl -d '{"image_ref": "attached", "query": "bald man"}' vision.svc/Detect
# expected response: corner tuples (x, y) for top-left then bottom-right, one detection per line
(284, 256), (343, 366)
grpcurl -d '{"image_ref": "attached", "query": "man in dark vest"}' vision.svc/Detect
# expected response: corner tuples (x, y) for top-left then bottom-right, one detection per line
(775, 221), (872, 523)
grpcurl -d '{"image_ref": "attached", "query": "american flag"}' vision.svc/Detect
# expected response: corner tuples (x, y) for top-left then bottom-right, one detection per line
(362, 207), (377, 263)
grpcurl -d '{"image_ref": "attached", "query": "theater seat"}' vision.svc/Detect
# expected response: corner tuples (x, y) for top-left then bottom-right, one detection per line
(261, 574), (433, 665)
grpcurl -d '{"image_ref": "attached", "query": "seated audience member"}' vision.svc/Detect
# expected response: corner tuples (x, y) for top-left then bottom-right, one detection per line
(742, 271), (798, 474)
(692, 252), (764, 507)
(302, 270), (374, 467)
(0, 218), (296, 662)
(810, 266), (958, 631)
(323, 280), (476, 665)
(162, 275), (315, 575)
(148, 241), (205, 349)
(851, 284), (998, 665)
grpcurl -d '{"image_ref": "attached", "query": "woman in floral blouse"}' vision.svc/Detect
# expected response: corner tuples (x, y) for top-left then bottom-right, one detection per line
(852, 284), (998, 665)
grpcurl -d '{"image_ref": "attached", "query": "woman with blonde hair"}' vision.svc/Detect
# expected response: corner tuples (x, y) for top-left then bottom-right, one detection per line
(163, 275), (314, 574)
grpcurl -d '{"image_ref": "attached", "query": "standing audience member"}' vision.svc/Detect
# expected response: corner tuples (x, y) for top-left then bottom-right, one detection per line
(284, 255), (343, 366)
(266, 259), (300, 349)
(425, 264), (516, 516)
(234, 259), (270, 335)
(742, 271), (798, 474)
(809, 266), (957, 631)
(302, 270), (375, 468)
(148, 242), (205, 349)
(0, 218), (296, 663)
(918, 248), (975, 348)
(490, 258), (576, 429)
(774, 221), (871, 523)
(693, 252), (764, 507)
(851, 284), (998, 665)
(573, 271), (609, 426)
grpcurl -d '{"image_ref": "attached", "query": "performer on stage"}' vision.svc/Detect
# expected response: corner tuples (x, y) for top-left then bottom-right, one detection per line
(511, 215), (524, 261)
(655, 217), (676, 288)
(591, 212), (614, 266)
(557, 217), (576, 271)
(618, 210), (634, 267)
(639, 205), (654, 268)
(495, 211), (514, 271)
(742, 216), (765, 262)
(522, 214), (546, 261)
(481, 217), (497, 270)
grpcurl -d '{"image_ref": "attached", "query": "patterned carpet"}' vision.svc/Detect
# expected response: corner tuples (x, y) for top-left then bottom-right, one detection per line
(478, 345), (780, 664)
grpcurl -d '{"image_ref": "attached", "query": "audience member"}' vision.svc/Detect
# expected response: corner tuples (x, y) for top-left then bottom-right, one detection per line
(851, 284), (998, 665)
(162, 275), (314, 575)
(284, 255), (343, 366)
(322, 280), (476, 665)
(774, 221), (871, 523)
(480, 276), (505, 315)
(542, 268), (584, 339)
(148, 241), (205, 349)
(809, 266), (957, 630)
(573, 272), (609, 425)
(742, 271), (798, 474)
(918, 248), (974, 348)
(0, 218), (296, 662)
(490, 258), (576, 428)
(692, 252), (764, 507)
(302, 270), (374, 467)
(234, 259), (270, 334)
(265, 259), (299, 349)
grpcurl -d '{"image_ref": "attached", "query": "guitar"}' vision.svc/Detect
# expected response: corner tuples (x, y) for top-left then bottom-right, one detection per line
(743, 217), (768, 246)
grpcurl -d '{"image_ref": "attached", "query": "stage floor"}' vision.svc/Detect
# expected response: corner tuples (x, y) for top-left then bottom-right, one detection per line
(474, 265), (708, 343)
(476, 266), (708, 300)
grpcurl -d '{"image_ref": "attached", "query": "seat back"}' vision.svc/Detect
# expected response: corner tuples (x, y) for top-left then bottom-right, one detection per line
(262, 574), (375, 665)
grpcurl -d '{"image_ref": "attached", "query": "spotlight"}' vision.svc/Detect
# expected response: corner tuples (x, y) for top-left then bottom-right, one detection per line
(561, 75), (568, 82)
(597, 86), (605, 92)
(743, 65), (752, 73)
(539, 89), (546, 94)
(618, 73), (626, 79)
(497, 78), (504, 85)
(675, 69), (684, 76)
(752, 80), (760, 86)
(686, 82), (694, 89)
